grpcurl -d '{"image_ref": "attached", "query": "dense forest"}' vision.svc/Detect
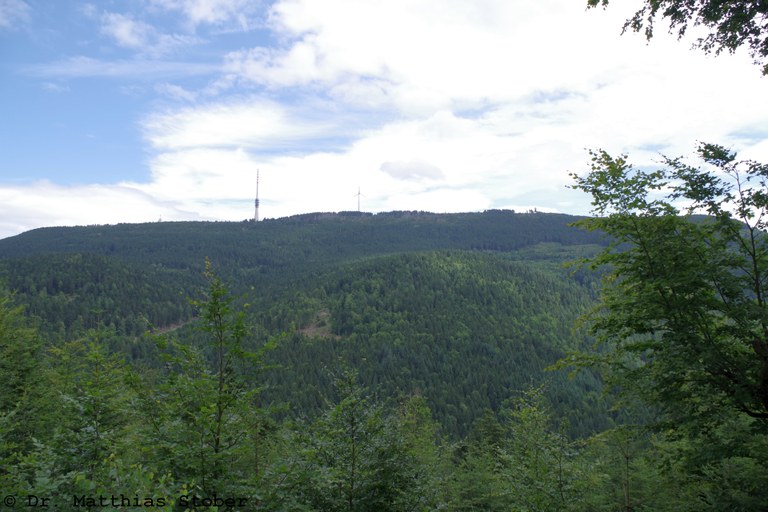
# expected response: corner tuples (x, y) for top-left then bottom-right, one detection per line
(2, 209), (765, 510)
(0, 211), (609, 438)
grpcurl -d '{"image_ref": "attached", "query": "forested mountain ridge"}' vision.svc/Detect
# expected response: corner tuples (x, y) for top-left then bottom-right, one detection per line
(0, 210), (608, 438)
(0, 210), (605, 333)
(0, 210), (603, 268)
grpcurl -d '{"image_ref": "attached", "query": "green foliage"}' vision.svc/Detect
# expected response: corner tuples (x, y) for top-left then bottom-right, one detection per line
(588, 0), (768, 74)
(0, 288), (49, 493)
(497, 387), (582, 511)
(264, 370), (442, 511)
(662, 414), (768, 510)
(0, 212), (604, 271)
(447, 386), (586, 511)
(258, 250), (608, 438)
(0, 213), (606, 439)
(577, 427), (692, 512)
(570, 143), (768, 507)
(137, 260), (270, 498)
(0, 253), (196, 366)
(447, 442), (508, 511)
(8, 331), (186, 507)
(0, 212), (607, 383)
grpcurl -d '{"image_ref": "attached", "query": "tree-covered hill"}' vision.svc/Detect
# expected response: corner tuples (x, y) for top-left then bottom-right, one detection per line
(255, 250), (608, 438)
(0, 253), (197, 347)
(0, 210), (606, 337)
(0, 210), (608, 437)
(0, 210), (604, 273)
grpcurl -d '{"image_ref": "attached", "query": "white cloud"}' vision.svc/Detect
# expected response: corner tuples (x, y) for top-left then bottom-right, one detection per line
(225, 0), (653, 114)
(150, 0), (262, 30)
(0, 181), (205, 240)
(385, 188), (491, 214)
(155, 82), (197, 102)
(101, 12), (153, 49)
(380, 161), (445, 181)
(0, 0), (30, 29)
(129, 106), (581, 222)
(142, 97), (336, 151)
(100, 11), (199, 56)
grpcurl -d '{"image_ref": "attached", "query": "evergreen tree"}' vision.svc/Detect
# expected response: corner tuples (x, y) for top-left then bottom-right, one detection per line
(0, 287), (48, 493)
(497, 387), (582, 511)
(138, 259), (271, 500)
(276, 369), (440, 511)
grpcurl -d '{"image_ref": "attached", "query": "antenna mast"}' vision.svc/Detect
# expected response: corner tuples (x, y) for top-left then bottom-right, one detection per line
(356, 186), (363, 212)
(254, 169), (260, 222)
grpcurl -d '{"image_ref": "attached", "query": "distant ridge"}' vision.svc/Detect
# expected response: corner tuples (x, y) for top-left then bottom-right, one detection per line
(0, 210), (603, 264)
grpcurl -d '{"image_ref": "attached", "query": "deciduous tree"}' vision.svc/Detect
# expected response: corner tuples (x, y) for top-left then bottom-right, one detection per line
(570, 143), (768, 507)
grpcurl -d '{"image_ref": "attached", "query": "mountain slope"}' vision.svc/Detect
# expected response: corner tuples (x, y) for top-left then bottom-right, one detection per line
(0, 211), (608, 436)
(257, 250), (607, 438)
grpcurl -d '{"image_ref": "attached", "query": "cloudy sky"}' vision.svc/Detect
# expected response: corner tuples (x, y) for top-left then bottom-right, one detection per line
(1, 0), (766, 240)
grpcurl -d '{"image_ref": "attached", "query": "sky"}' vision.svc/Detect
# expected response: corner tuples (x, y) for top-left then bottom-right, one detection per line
(1, 0), (767, 240)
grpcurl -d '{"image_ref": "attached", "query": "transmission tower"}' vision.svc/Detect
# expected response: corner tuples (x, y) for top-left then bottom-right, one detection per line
(254, 169), (260, 222)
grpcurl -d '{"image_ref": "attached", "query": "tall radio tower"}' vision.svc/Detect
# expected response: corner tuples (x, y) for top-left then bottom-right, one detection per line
(254, 169), (260, 222)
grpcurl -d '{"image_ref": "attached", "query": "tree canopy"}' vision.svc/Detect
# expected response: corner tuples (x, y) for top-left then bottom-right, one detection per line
(569, 142), (768, 508)
(572, 142), (768, 420)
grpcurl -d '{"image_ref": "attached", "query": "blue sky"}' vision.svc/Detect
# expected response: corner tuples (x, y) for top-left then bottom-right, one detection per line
(1, 0), (767, 239)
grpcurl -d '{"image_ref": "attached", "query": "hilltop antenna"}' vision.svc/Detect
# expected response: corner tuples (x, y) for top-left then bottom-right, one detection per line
(355, 186), (365, 212)
(254, 169), (260, 222)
